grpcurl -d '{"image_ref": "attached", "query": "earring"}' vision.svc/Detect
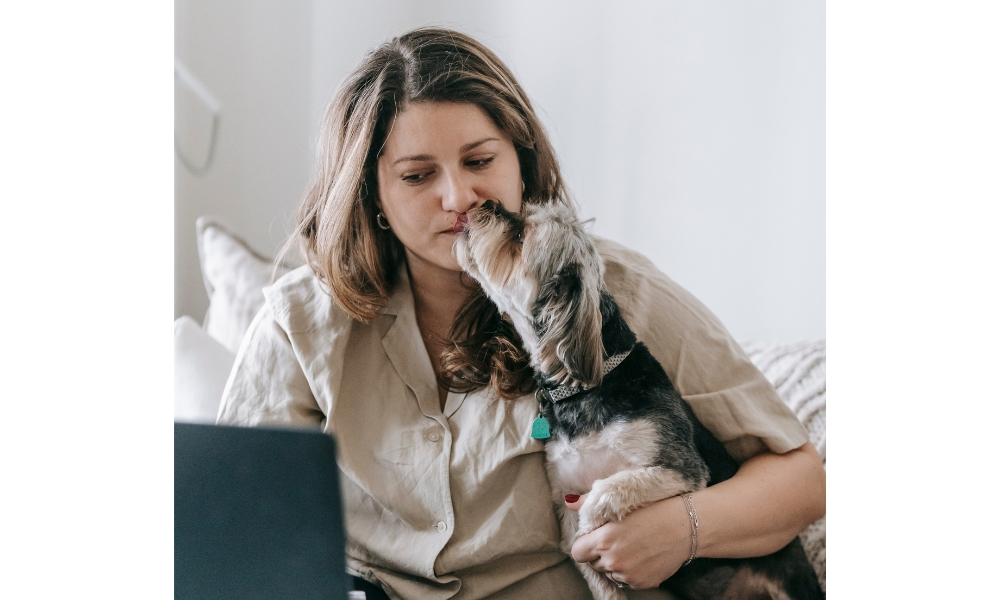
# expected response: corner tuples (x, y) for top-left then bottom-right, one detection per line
(376, 212), (391, 230)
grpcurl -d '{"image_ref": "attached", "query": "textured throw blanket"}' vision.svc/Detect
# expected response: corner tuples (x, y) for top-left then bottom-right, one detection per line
(741, 340), (826, 591)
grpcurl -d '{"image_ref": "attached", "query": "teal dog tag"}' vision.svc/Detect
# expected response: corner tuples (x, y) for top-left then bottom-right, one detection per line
(530, 415), (550, 440)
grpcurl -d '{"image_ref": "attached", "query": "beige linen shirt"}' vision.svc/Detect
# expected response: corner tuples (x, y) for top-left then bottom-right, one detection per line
(217, 238), (808, 600)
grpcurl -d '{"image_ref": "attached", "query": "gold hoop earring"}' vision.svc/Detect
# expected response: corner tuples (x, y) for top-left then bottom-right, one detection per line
(376, 212), (391, 230)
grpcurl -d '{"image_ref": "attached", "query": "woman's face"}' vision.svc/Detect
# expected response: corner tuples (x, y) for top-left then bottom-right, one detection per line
(376, 101), (523, 275)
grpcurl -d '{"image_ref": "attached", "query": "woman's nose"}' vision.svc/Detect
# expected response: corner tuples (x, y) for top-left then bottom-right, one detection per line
(440, 169), (480, 213)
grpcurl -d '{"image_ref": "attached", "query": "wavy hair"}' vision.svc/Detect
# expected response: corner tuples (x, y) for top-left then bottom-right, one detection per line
(284, 27), (572, 399)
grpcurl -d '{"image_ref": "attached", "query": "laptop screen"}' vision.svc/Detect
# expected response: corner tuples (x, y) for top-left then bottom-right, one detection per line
(175, 423), (351, 600)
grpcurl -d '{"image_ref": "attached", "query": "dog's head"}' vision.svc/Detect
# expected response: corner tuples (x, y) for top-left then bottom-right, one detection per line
(455, 200), (605, 388)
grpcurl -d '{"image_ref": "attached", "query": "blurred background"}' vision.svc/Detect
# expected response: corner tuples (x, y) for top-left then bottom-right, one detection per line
(175, 0), (825, 342)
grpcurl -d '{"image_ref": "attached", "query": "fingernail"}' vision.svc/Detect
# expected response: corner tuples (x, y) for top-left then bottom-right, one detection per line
(565, 494), (580, 503)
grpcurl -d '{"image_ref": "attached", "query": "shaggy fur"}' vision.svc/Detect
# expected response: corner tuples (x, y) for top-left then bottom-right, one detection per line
(455, 200), (823, 600)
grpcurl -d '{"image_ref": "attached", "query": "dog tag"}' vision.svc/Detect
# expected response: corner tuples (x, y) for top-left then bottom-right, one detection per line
(530, 414), (550, 440)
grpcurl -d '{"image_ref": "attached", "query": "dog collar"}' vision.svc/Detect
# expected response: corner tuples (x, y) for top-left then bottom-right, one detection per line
(540, 348), (633, 403)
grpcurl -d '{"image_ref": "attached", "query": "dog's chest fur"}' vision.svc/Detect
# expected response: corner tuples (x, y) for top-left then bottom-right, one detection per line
(545, 418), (664, 493)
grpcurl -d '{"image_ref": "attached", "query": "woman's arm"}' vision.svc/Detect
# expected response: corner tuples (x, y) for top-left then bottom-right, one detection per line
(566, 442), (825, 589)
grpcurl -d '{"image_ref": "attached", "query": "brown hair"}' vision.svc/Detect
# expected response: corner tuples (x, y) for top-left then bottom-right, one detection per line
(286, 27), (571, 398)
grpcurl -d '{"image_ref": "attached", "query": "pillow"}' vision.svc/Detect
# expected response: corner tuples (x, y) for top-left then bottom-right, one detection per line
(741, 339), (826, 591)
(196, 216), (298, 353)
(175, 316), (237, 423)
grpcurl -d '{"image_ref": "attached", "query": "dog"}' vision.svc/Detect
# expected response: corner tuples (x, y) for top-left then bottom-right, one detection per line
(454, 200), (824, 600)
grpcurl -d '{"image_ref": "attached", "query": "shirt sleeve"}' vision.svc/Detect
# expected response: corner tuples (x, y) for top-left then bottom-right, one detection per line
(599, 239), (809, 463)
(216, 302), (325, 429)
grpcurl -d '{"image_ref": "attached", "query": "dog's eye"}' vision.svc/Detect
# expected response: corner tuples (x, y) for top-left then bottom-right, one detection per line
(515, 230), (524, 244)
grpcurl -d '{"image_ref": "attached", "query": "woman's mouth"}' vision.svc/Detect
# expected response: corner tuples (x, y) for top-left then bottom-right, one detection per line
(453, 212), (468, 233)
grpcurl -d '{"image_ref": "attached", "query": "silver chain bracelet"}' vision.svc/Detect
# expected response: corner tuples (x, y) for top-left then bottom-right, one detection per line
(681, 493), (699, 566)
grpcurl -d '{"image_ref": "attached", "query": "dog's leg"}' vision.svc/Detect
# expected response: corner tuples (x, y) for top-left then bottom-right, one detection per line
(554, 500), (580, 556)
(555, 500), (627, 600)
(579, 466), (696, 535)
(577, 559), (629, 600)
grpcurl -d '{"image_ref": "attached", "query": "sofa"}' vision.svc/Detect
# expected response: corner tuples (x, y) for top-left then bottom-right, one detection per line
(174, 217), (827, 591)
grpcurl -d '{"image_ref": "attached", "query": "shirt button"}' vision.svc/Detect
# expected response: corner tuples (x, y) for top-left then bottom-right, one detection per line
(427, 432), (441, 442)
(436, 521), (447, 533)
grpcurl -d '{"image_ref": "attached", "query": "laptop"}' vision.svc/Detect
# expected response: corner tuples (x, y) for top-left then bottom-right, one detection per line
(175, 423), (353, 600)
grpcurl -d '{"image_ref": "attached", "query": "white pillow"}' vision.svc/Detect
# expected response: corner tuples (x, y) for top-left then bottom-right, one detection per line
(174, 316), (236, 423)
(196, 216), (295, 353)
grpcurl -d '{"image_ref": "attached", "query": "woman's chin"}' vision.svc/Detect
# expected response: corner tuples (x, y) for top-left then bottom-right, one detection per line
(404, 247), (464, 277)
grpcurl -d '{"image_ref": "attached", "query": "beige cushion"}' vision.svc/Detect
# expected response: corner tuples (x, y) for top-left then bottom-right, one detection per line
(196, 216), (296, 353)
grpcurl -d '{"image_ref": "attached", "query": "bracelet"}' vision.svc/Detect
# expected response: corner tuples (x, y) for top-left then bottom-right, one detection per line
(681, 493), (699, 566)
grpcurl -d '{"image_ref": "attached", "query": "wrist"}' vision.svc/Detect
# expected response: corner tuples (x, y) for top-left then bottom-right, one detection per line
(678, 485), (726, 559)
(680, 493), (699, 564)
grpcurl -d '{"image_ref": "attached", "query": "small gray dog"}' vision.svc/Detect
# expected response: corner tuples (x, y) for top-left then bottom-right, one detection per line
(455, 200), (823, 600)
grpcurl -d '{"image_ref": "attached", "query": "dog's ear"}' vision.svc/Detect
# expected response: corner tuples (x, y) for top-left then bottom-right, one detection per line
(533, 263), (604, 387)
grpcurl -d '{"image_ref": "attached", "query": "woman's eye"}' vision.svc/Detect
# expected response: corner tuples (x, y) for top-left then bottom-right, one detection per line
(402, 171), (432, 184)
(466, 157), (494, 169)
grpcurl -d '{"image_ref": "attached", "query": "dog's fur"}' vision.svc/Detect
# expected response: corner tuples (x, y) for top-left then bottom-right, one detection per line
(455, 200), (824, 600)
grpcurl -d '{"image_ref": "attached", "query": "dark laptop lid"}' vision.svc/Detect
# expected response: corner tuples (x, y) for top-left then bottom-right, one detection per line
(175, 423), (350, 600)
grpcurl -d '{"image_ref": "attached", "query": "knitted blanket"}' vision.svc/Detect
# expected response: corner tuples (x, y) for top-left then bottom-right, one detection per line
(741, 340), (826, 591)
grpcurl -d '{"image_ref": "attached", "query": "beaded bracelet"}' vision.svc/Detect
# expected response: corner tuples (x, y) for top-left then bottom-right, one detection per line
(681, 493), (699, 566)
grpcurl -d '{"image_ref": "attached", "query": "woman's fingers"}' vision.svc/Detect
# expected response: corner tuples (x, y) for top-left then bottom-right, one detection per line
(569, 496), (692, 589)
(565, 492), (608, 564)
(570, 522), (606, 564)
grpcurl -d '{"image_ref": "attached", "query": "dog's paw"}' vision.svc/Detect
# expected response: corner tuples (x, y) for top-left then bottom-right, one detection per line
(577, 501), (608, 537)
(578, 483), (628, 535)
(584, 467), (696, 531)
(580, 478), (635, 531)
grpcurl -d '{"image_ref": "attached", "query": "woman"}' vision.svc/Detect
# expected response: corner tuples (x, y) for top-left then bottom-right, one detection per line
(217, 27), (825, 600)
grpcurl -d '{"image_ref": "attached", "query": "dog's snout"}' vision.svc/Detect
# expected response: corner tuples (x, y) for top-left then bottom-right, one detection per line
(466, 199), (504, 229)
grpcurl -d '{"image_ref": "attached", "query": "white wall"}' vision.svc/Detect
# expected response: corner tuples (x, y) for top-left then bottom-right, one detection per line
(176, 0), (825, 342)
(174, 0), (314, 321)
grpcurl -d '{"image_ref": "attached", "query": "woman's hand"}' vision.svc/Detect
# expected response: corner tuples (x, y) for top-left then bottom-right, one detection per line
(565, 493), (691, 589)
(565, 443), (826, 589)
